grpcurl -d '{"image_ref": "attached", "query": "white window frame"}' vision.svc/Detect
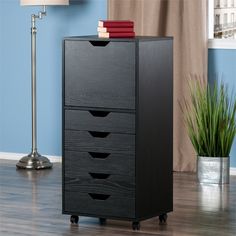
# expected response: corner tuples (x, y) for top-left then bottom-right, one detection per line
(208, 0), (236, 49)
(231, 12), (235, 23)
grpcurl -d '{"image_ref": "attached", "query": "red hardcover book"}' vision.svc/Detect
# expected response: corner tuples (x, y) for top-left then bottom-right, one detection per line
(98, 20), (134, 28)
(97, 27), (134, 33)
(98, 32), (135, 38)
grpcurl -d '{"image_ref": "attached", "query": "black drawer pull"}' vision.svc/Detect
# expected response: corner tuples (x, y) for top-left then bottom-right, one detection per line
(88, 193), (110, 200)
(88, 152), (110, 159)
(89, 110), (110, 117)
(88, 131), (110, 138)
(89, 173), (110, 179)
(89, 41), (110, 47)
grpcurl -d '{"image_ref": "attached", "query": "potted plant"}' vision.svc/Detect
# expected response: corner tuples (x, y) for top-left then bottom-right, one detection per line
(182, 79), (236, 184)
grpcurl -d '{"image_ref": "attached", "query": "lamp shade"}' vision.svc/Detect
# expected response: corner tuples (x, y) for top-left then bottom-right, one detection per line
(20, 0), (69, 5)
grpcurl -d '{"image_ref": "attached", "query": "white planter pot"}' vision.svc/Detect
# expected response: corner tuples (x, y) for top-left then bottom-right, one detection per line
(197, 156), (229, 184)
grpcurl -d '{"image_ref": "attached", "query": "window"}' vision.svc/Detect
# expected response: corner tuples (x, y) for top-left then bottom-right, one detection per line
(215, 14), (220, 25)
(224, 0), (228, 7)
(231, 12), (235, 23)
(208, 0), (236, 49)
(224, 13), (228, 26)
(212, 0), (236, 39)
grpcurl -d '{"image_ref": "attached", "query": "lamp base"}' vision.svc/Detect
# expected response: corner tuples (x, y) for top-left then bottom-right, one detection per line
(16, 151), (53, 170)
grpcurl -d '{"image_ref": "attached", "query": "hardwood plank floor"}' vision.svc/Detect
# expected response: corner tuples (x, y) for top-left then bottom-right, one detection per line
(0, 159), (236, 236)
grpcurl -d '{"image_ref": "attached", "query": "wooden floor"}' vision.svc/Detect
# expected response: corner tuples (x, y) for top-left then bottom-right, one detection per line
(0, 159), (236, 236)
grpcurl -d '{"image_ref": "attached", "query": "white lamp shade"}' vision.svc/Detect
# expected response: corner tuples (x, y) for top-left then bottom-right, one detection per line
(20, 0), (69, 5)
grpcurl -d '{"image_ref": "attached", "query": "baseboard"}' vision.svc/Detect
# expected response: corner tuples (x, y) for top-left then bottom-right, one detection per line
(0, 152), (61, 163)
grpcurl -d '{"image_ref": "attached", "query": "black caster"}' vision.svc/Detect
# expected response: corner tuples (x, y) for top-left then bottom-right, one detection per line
(99, 218), (106, 225)
(70, 215), (79, 224)
(159, 213), (168, 224)
(132, 221), (140, 230)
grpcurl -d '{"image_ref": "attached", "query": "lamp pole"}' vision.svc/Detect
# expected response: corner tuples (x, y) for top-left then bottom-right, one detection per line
(16, 6), (53, 170)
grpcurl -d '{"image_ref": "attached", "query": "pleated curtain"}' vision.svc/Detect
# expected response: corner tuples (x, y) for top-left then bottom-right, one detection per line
(108, 0), (208, 171)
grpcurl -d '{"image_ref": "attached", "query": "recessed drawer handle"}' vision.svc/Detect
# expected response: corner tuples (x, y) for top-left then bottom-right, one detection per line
(89, 173), (110, 179)
(88, 193), (110, 200)
(89, 110), (110, 117)
(88, 152), (110, 159)
(88, 131), (110, 138)
(89, 41), (110, 47)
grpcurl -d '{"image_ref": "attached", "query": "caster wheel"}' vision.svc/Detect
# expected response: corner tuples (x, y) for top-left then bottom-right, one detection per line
(132, 221), (140, 230)
(159, 213), (168, 224)
(70, 215), (79, 224)
(99, 218), (106, 225)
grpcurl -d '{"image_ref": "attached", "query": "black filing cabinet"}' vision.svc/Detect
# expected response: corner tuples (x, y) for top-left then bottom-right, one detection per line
(62, 36), (173, 230)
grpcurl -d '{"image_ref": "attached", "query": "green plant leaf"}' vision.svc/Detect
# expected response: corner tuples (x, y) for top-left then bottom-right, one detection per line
(181, 78), (236, 157)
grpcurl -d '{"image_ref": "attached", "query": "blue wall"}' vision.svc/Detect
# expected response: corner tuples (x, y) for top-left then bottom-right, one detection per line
(208, 49), (236, 167)
(0, 0), (107, 156)
(1, 1), (236, 168)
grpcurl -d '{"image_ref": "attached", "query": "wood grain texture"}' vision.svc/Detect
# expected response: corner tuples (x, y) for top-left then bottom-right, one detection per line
(64, 153), (135, 198)
(64, 40), (136, 110)
(65, 109), (135, 134)
(64, 130), (135, 155)
(64, 190), (135, 219)
(63, 37), (173, 221)
(64, 173), (134, 195)
(64, 150), (135, 177)
(1, 160), (236, 236)
(136, 39), (173, 218)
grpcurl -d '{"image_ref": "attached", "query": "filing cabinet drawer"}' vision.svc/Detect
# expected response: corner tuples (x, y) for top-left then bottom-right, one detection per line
(64, 167), (135, 192)
(64, 40), (135, 109)
(65, 109), (135, 134)
(64, 150), (135, 177)
(64, 189), (135, 218)
(64, 130), (135, 155)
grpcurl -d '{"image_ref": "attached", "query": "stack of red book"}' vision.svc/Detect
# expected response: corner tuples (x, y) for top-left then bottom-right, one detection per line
(98, 20), (135, 38)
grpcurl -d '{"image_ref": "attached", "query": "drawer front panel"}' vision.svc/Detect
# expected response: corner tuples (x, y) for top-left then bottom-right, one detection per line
(64, 169), (134, 194)
(64, 40), (135, 109)
(64, 190), (135, 218)
(65, 109), (135, 134)
(64, 150), (135, 177)
(64, 130), (135, 155)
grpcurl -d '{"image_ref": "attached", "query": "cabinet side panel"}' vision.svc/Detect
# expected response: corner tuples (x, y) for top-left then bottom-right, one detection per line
(136, 39), (173, 218)
(62, 40), (66, 213)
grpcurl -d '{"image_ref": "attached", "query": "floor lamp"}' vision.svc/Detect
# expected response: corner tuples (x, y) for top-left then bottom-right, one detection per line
(16, 0), (69, 170)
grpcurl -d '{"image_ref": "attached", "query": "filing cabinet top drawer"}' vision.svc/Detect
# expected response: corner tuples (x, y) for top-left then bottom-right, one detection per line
(64, 40), (135, 110)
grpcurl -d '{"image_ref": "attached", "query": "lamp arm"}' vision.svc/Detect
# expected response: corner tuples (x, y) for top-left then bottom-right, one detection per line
(31, 5), (46, 28)
(39, 5), (46, 19)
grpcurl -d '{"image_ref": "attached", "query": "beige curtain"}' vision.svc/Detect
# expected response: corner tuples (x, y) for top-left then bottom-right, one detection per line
(108, 0), (208, 172)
